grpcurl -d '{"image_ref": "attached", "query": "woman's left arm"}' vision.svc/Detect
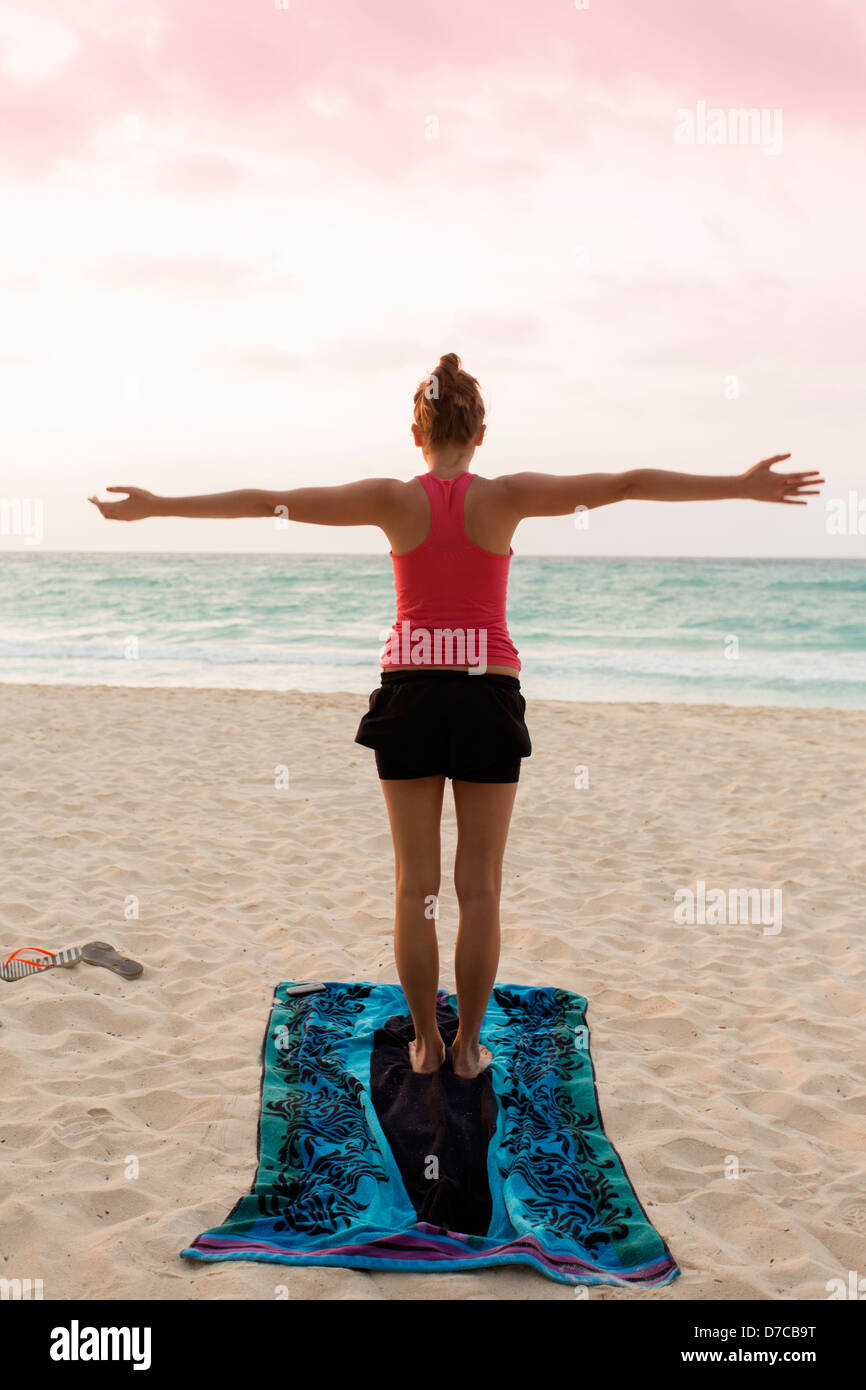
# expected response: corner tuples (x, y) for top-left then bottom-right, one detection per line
(88, 478), (402, 525)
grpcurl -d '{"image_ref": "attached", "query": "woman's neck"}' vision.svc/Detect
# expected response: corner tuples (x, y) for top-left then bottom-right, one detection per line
(423, 450), (474, 480)
(426, 465), (471, 480)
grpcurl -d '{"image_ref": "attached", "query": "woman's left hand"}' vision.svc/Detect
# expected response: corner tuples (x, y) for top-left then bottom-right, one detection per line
(88, 487), (159, 521)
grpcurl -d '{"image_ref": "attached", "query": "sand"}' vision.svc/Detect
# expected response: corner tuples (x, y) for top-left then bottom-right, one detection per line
(0, 682), (864, 1301)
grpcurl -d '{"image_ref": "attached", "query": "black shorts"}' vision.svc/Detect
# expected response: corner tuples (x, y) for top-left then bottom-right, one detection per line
(354, 670), (532, 783)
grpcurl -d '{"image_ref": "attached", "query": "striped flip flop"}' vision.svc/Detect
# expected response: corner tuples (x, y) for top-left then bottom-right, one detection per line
(1, 946), (81, 983)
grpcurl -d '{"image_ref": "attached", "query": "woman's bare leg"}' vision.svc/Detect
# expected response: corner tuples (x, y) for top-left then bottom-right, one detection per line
(379, 775), (447, 1073)
(451, 779), (518, 1078)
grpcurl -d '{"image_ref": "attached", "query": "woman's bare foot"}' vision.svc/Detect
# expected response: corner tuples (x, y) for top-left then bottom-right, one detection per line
(451, 1040), (493, 1079)
(408, 1037), (446, 1074)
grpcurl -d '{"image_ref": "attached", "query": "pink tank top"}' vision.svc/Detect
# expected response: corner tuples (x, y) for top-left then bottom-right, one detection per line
(380, 472), (521, 671)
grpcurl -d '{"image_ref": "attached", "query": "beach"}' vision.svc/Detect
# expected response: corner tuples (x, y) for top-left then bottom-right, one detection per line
(1, 681), (863, 1300)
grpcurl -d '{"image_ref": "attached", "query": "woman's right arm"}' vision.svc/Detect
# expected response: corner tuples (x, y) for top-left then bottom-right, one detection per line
(501, 455), (823, 517)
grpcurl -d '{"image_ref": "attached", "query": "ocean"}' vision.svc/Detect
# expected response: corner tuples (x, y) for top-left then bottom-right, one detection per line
(1, 552), (864, 707)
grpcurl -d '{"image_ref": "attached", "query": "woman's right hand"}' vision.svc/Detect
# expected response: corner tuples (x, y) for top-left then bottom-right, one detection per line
(88, 487), (159, 521)
(739, 456), (825, 505)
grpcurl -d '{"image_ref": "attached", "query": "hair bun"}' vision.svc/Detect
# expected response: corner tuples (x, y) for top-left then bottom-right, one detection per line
(413, 352), (484, 446)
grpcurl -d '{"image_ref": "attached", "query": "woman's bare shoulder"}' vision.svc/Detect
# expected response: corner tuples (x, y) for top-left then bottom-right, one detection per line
(467, 472), (528, 515)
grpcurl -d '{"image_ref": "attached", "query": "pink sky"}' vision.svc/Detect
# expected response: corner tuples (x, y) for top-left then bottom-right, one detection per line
(1, 0), (864, 555)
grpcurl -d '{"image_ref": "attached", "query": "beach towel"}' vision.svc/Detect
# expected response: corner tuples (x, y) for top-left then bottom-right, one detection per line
(181, 982), (680, 1287)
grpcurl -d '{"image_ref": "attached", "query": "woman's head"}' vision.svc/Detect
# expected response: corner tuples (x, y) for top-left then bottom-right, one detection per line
(413, 353), (486, 449)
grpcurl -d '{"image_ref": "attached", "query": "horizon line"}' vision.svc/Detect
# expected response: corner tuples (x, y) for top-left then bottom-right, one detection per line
(0, 550), (862, 563)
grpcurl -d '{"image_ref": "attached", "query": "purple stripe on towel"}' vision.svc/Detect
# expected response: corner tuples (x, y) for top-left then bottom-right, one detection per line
(189, 1229), (678, 1283)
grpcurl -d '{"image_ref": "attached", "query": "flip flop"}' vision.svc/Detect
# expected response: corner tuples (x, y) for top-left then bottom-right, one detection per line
(1, 946), (81, 983)
(79, 941), (143, 979)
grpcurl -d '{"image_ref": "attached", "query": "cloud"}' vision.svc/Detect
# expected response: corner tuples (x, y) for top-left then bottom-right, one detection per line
(210, 337), (426, 375)
(86, 254), (298, 296)
(0, 3), (79, 82)
(3, 0), (863, 185)
(155, 152), (247, 194)
(209, 345), (305, 374)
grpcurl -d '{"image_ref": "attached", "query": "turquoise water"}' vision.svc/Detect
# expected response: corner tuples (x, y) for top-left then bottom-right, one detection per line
(1, 552), (864, 707)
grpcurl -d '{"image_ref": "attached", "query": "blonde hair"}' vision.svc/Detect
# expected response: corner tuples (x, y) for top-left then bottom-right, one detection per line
(413, 353), (485, 446)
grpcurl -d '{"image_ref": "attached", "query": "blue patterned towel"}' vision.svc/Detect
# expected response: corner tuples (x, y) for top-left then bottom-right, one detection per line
(181, 982), (679, 1287)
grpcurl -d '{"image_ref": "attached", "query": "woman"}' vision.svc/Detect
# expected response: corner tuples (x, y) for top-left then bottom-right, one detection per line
(90, 352), (823, 1078)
